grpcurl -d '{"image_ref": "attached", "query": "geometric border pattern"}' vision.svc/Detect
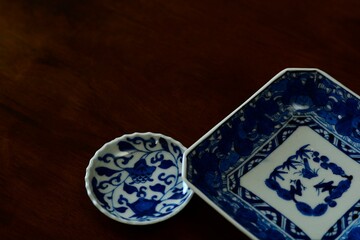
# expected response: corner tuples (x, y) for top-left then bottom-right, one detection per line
(185, 69), (360, 240)
(228, 116), (360, 239)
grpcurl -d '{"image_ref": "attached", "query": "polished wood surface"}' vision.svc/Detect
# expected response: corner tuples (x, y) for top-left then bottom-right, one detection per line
(1, 1), (360, 239)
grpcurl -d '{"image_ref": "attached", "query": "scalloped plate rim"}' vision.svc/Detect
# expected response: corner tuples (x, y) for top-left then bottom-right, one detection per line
(85, 132), (193, 225)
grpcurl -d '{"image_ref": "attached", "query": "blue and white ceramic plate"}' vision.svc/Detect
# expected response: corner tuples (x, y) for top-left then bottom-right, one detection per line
(85, 132), (193, 225)
(183, 68), (360, 240)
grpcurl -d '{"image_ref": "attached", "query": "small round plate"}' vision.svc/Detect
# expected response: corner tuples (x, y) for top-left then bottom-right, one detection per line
(85, 132), (193, 225)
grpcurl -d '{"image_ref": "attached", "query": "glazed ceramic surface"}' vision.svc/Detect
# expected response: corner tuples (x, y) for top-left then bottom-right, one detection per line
(85, 133), (192, 225)
(183, 69), (360, 240)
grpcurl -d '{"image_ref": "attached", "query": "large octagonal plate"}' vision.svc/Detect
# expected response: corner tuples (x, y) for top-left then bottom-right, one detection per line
(183, 68), (360, 240)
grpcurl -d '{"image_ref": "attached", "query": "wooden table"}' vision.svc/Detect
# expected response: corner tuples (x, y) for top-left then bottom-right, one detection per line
(1, 1), (360, 239)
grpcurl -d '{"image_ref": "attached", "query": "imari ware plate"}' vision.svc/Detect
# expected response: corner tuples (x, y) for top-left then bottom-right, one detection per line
(183, 68), (360, 240)
(85, 133), (192, 225)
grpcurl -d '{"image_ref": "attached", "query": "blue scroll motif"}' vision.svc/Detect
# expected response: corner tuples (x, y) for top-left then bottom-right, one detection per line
(91, 136), (190, 223)
(265, 144), (353, 217)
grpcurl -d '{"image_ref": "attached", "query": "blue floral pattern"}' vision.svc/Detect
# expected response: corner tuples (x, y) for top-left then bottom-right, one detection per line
(265, 144), (352, 217)
(90, 134), (192, 223)
(228, 116), (360, 240)
(185, 69), (360, 239)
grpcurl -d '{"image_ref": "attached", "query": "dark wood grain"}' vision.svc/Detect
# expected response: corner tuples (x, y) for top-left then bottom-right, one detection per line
(1, 0), (360, 239)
